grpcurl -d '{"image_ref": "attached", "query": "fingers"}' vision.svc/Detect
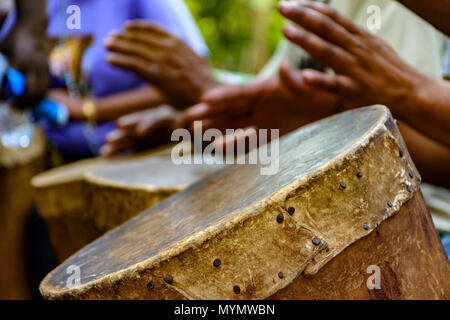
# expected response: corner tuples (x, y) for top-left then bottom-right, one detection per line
(282, 24), (354, 73)
(105, 35), (157, 60)
(116, 112), (143, 129)
(123, 22), (180, 48)
(118, 106), (181, 137)
(185, 103), (217, 122)
(106, 20), (180, 52)
(278, 1), (360, 50)
(102, 106), (182, 157)
(100, 128), (136, 157)
(105, 31), (166, 50)
(134, 111), (174, 137)
(99, 144), (115, 157)
(196, 115), (253, 132)
(279, 65), (355, 102)
(302, 69), (356, 94)
(104, 25), (178, 77)
(278, 63), (311, 98)
(279, 63), (303, 91)
(202, 84), (252, 107)
(298, 1), (364, 35)
(184, 84), (256, 122)
(106, 52), (158, 81)
(212, 126), (258, 153)
(124, 20), (171, 37)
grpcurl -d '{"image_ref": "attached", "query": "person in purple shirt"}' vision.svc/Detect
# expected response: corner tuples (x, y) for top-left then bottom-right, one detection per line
(47, 0), (209, 98)
(1, 0), (211, 160)
(46, 0), (213, 160)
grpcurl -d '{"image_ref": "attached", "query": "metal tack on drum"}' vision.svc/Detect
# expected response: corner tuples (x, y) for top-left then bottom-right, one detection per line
(312, 237), (321, 246)
(287, 207), (295, 215)
(164, 276), (173, 285)
(277, 214), (284, 223)
(213, 259), (221, 267)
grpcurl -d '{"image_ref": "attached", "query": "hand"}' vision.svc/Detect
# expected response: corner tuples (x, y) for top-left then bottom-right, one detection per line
(104, 21), (217, 109)
(185, 66), (338, 138)
(100, 105), (183, 157)
(278, 1), (430, 116)
(47, 89), (84, 121)
(0, 21), (49, 107)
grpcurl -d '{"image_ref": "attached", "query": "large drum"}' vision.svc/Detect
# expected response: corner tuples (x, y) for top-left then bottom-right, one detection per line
(40, 106), (450, 300)
(32, 144), (223, 262)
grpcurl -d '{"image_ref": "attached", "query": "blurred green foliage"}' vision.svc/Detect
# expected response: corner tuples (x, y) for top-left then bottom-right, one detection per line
(185, 0), (285, 74)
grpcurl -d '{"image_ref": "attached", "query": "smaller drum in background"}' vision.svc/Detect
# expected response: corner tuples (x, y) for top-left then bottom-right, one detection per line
(32, 143), (224, 262)
(84, 157), (226, 234)
(32, 157), (114, 262)
(40, 106), (449, 300)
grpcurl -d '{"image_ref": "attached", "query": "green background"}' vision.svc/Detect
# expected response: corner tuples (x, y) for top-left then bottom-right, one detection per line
(185, 0), (285, 74)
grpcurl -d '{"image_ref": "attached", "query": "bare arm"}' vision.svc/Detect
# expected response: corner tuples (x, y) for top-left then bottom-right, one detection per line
(104, 22), (217, 109)
(397, 0), (450, 36)
(48, 85), (167, 122)
(1, 0), (48, 106)
(94, 86), (166, 121)
(400, 78), (450, 148)
(399, 121), (450, 188)
(15, 0), (46, 21)
(279, 1), (450, 147)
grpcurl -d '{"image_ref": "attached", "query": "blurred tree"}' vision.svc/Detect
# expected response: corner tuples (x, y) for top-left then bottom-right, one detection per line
(185, 0), (285, 74)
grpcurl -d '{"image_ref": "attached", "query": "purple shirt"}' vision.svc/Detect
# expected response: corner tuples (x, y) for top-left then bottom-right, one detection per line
(0, 0), (208, 159)
(47, 0), (209, 97)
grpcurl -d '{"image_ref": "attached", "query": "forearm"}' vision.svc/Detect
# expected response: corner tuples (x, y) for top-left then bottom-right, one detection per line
(397, 0), (450, 36)
(396, 79), (450, 148)
(15, 0), (46, 26)
(94, 85), (166, 121)
(398, 121), (450, 188)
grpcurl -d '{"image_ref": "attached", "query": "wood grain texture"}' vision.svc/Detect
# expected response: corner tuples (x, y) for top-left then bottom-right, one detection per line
(40, 106), (449, 300)
(270, 191), (450, 299)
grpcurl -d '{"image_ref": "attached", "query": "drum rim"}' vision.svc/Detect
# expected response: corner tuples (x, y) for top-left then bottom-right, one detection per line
(40, 105), (421, 299)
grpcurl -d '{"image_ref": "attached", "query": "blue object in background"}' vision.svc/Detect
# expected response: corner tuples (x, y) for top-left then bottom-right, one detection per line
(442, 235), (450, 260)
(0, 54), (27, 100)
(3, 68), (26, 99)
(0, 53), (26, 101)
(32, 99), (69, 126)
(0, 54), (68, 126)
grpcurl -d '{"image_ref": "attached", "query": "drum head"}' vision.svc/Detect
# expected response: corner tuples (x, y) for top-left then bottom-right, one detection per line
(41, 106), (421, 300)
(85, 157), (226, 191)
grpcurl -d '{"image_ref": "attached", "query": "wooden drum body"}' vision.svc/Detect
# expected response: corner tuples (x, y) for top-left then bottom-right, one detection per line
(40, 106), (449, 300)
